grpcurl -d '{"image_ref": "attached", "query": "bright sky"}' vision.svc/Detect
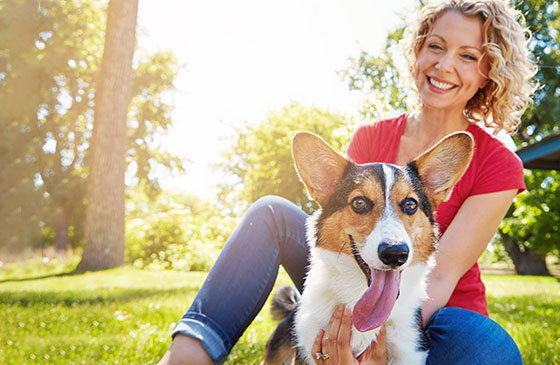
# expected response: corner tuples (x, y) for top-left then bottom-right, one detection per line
(137, 0), (417, 199)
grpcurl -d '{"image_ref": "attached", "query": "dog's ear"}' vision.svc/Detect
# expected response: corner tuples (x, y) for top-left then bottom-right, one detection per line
(412, 132), (474, 209)
(292, 132), (350, 207)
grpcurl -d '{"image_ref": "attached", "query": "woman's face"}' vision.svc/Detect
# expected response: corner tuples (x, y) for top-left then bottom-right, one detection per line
(415, 10), (490, 113)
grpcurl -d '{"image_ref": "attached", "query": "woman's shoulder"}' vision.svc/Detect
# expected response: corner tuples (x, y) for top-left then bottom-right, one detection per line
(464, 123), (525, 194)
(467, 123), (522, 164)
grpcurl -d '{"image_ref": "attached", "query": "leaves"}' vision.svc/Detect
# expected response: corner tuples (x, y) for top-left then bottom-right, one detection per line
(216, 102), (353, 215)
(501, 170), (560, 256)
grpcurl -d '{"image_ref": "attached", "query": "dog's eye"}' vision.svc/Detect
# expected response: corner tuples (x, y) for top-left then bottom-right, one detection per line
(350, 196), (371, 214)
(401, 198), (418, 215)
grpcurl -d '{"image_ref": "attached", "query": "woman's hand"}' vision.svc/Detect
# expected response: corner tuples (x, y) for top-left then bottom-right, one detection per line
(311, 304), (387, 365)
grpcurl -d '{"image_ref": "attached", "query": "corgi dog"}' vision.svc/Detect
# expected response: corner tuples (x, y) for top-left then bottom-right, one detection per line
(264, 131), (474, 364)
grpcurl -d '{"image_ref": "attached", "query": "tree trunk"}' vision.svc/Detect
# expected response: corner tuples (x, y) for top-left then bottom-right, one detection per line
(500, 231), (550, 276)
(54, 206), (68, 252)
(77, 0), (138, 271)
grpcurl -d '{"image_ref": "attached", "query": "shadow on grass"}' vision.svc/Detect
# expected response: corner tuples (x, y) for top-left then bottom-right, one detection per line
(0, 269), (81, 284)
(0, 286), (190, 306)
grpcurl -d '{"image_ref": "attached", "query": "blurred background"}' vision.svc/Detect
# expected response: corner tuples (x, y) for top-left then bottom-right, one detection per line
(1, 1), (559, 363)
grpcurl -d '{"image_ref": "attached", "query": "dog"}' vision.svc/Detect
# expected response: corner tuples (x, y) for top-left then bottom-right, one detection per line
(263, 131), (474, 364)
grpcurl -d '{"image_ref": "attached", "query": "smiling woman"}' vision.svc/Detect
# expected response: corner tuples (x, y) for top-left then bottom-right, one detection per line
(158, 1), (537, 364)
(401, 0), (537, 134)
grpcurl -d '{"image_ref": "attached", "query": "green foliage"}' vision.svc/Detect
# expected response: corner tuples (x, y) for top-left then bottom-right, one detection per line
(513, 0), (560, 143)
(501, 170), (560, 256)
(125, 186), (237, 271)
(0, 267), (557, 364)
(340, 28), (408, 119)
(0, 0), (182, 251)
(127, 50), (184, 194)
(217, 102), (353, 215)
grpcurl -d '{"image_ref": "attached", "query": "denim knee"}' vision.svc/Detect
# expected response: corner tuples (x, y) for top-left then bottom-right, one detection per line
(426, 307), (522, 365)
(248, 195), (294, 219)
(244, 195), (298, 240)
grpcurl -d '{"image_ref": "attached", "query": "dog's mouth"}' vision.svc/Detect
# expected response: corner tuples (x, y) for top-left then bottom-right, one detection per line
(350, 236), (372, 286)
(349, 236), (401, 333)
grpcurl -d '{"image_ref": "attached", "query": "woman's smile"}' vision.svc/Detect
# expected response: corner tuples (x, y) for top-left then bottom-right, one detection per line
(427, 76), (457, 92)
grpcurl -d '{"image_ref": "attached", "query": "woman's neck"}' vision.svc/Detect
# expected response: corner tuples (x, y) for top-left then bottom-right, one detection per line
(406, 108), (470, 144)
(396, 108), (470, 165)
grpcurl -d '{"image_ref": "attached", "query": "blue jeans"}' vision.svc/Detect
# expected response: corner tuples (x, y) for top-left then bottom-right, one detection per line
(173, 196), (522, 364)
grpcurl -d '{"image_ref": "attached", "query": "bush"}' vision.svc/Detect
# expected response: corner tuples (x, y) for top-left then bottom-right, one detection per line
(125, 188), (237, 271)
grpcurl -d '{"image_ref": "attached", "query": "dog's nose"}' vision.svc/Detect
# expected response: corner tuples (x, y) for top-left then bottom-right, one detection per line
(378, 241), (409, 268)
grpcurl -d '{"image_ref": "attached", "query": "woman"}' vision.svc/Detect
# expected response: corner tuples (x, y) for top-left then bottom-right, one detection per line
(160, 0), (536, 364)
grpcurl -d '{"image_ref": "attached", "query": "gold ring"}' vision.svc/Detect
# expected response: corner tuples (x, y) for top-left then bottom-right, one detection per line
(316, 352), (330, 360)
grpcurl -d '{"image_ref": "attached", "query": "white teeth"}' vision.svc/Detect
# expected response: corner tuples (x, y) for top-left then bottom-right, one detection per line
(429, 77), (454, 90)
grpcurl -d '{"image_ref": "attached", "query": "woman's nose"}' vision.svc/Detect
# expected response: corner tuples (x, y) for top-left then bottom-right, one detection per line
(435, 53), (454, 72)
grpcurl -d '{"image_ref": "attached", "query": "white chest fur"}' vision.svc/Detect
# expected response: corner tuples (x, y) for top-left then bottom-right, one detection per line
(294, 248), (431, 365)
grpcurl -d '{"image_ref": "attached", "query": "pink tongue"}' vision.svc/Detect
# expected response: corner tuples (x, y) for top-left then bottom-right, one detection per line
(352, 269), (400, 332)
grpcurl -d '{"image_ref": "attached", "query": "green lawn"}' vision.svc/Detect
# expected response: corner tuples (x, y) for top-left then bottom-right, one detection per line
(0, 262), (558, 364)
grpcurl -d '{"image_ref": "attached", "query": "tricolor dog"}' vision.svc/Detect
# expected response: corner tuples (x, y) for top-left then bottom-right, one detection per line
(264, 131), (474, 364)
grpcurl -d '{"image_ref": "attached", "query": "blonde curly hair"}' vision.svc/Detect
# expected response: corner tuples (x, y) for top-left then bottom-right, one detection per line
(401, 0), (537, 134)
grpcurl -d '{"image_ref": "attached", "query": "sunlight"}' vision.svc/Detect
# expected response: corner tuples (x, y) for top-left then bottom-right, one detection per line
(136, 0), (417, 199)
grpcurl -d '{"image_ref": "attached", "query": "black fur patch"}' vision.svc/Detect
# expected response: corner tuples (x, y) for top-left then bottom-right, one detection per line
(415, 307), (431, 352)
(264, 310), (297, 363)
(404, 161), (435, 225)
(264, 286), (300, 364)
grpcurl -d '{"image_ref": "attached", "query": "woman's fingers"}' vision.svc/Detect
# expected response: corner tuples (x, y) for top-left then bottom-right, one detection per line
(323, 304), (344, 362)
(312, 329), (326, 364)
(337, 306), (355, 359)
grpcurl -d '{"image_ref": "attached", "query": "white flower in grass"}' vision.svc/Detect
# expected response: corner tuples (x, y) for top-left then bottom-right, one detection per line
(114, 310), (131, 321)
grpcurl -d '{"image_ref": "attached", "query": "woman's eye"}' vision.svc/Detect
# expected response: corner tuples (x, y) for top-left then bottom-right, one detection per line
(428, 43), (443, 51)
(462, 53), (477, 61)
(401, 198), (418, 215)
(350, 197), (372, 214)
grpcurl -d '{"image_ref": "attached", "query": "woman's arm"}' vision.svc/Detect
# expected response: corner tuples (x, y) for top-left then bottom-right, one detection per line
(421, 189), (518, 327)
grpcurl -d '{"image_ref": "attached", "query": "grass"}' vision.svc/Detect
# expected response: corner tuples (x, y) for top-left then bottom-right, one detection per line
(0, 259), (558, 364)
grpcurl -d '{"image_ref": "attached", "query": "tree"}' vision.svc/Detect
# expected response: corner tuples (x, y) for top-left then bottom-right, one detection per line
(76, 0), (138, 271)
(0, 0), (101, 251)
(217, 102), (353, 215)
(513, 0), (560, 143)
(0, 1), (182, 254)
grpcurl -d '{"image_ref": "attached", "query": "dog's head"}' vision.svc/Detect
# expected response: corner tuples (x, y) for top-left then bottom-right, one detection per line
(292, 131), (473, 332)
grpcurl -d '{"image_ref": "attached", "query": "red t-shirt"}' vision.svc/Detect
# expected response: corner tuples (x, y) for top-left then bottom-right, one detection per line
(347, 113), (526, 316)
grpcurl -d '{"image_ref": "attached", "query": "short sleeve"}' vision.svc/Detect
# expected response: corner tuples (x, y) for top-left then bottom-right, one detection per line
(470, 140), (526, 196)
